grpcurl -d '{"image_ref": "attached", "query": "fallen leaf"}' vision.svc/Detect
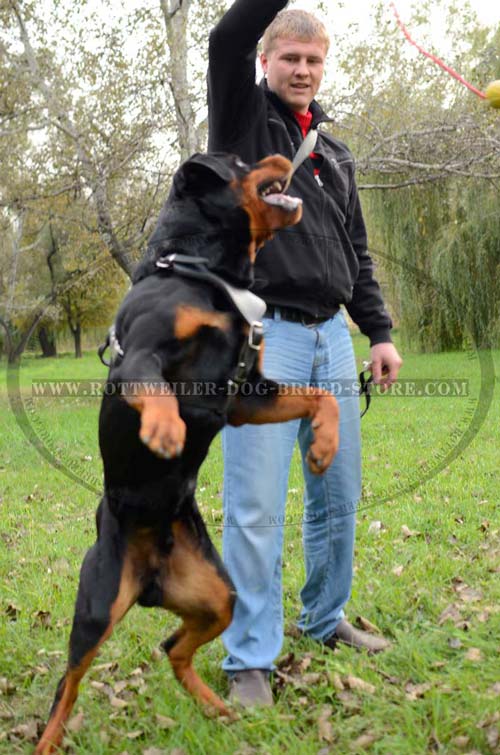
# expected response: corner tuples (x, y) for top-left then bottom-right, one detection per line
(126, 729), (143, 739)
(276, 652), (295, 671)
(298, 655), (313, 672)
(451, 735), (469, 748)
(378, 671), (401, 684)
(489, 682), (500, 696)
(52, 558), (71, 574)
(486, 726), (499, 749)
(438, 604), (462, 625)
(66, 709), (85, 733)
(94, 662), (118, 673)
(284, 624), (302, 639)
(476, 610), (490, 623)
(233, 746), (259, 755)
(0, 678), (16, 695)
(109, 696), (128, 709)
(128, 677), (146, 691)
(302, 672), (323, 685)
(392, 565), (404, 577)
(368, 520), (383, 535)
(113, 680), (128, 694)
(143, 748), (167, 755)
(355, 616), (381, 634)
(130, 666), (146, 676)
(453, 584), (483, 603)
(448, 637), (462, 649)
(155, 714), (177, 730)
(336, 690), (360, 711)
(401, 524), (420, 539)
(405, 682), (432, 701)
(327, 671), (344, 691)
(32, 610), (51, 629)
(464, 648), (482, 662)
(477, 712), (500, 728)
(5, 604), (19, 621)
(351, 731), (378, 749)
(344, 675), (376, 695)
(9, 719), (39, 742)
(151, 647), (163, 662)
(318, 705), (334, 743)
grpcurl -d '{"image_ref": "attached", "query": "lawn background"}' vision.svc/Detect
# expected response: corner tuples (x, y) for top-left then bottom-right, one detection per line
(0, 332), (499, 754)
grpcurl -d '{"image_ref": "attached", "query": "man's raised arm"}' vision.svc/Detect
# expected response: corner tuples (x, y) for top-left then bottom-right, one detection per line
(207, 0), (288, 150)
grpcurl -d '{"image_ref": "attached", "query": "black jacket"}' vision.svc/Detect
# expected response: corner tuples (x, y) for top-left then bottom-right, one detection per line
(207, 0), (392, 344)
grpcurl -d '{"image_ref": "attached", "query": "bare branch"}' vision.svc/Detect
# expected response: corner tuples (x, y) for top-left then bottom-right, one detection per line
(8, 0), (134, 278)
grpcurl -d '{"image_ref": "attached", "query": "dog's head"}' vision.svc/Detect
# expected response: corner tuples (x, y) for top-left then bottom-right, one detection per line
(142, 152), (302, 287)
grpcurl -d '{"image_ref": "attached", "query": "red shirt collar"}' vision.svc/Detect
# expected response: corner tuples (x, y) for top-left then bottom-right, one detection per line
(293, 109), (313, 137)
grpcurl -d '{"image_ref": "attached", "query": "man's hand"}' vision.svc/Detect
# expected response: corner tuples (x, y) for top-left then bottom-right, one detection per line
(370, 342), (403, 391)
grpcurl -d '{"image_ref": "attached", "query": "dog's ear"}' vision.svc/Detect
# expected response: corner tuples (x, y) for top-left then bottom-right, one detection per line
(174, 153), (238, 196)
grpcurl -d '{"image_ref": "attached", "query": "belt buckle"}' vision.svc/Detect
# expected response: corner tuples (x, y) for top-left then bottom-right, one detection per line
(301, 312), (318, 328)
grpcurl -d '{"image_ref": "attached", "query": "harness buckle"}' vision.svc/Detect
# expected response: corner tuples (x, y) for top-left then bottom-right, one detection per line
(156, 253), (176, 269)
(248, 321), (263, 350)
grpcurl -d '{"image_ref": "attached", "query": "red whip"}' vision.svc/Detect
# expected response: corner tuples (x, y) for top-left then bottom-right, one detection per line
(390, 2), (486, 99)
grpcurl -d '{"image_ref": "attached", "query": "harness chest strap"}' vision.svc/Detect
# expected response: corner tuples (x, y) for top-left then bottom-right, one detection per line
(99, 255), (266, 391)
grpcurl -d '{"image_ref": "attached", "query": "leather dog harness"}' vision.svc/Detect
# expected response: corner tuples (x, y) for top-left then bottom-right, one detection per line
(99, 253), (266, 404)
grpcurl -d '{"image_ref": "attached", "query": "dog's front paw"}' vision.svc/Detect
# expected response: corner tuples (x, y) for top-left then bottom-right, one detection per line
(139, 397), (186, 459)
(306, 395), (339, 474)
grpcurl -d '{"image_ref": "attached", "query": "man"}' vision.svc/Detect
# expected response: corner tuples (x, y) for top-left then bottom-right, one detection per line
(208, 0), (403, 707)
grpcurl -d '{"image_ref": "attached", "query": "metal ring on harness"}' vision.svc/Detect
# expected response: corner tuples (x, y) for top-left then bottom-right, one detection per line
(98, 334), (111, 367)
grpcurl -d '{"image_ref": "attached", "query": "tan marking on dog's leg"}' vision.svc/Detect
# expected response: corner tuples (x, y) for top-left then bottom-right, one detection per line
(35, 557), (140, 755)
(228, 386), (339, 474)
(162, 522), (234, 715)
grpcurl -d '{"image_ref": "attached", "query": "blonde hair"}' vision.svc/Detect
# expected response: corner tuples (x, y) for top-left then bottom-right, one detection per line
(262, 10), (330, 55)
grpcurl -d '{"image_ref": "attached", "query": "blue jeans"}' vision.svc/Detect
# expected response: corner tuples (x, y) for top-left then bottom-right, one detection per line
(221, 309), (361, 672)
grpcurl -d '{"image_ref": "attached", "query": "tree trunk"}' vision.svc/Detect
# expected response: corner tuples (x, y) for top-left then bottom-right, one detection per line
(38, 325), (57, 357)
(73, 323), (82, 358)
(0, 314), (44, 364)
(160, 0), (205, 160)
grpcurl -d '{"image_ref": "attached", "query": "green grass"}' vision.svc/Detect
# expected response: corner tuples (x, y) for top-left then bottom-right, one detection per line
(1, 337), (499, 754)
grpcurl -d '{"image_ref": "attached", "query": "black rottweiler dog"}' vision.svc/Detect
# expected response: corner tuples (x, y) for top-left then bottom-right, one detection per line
(36, 153), (338, 753)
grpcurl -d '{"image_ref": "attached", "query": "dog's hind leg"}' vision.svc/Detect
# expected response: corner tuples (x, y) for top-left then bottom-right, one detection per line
(161, 519), (235, 715)
(36, 538), (140, 755)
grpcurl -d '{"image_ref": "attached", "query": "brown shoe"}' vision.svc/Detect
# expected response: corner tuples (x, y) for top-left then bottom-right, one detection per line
(228, 669), (274, 708)
(324, 619), (392, 654)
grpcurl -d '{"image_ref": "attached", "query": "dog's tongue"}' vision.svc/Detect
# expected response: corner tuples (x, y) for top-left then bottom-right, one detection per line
(262, 194), (303, 212)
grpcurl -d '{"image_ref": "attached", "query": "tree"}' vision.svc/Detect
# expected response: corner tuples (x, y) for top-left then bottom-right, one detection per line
(318, 0), (500, 350)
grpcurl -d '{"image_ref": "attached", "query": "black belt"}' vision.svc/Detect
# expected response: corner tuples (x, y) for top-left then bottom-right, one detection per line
(265, 305), (338, 326)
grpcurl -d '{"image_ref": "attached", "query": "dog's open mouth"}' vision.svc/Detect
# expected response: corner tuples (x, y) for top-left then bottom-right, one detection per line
(258, 175), (303, 213)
